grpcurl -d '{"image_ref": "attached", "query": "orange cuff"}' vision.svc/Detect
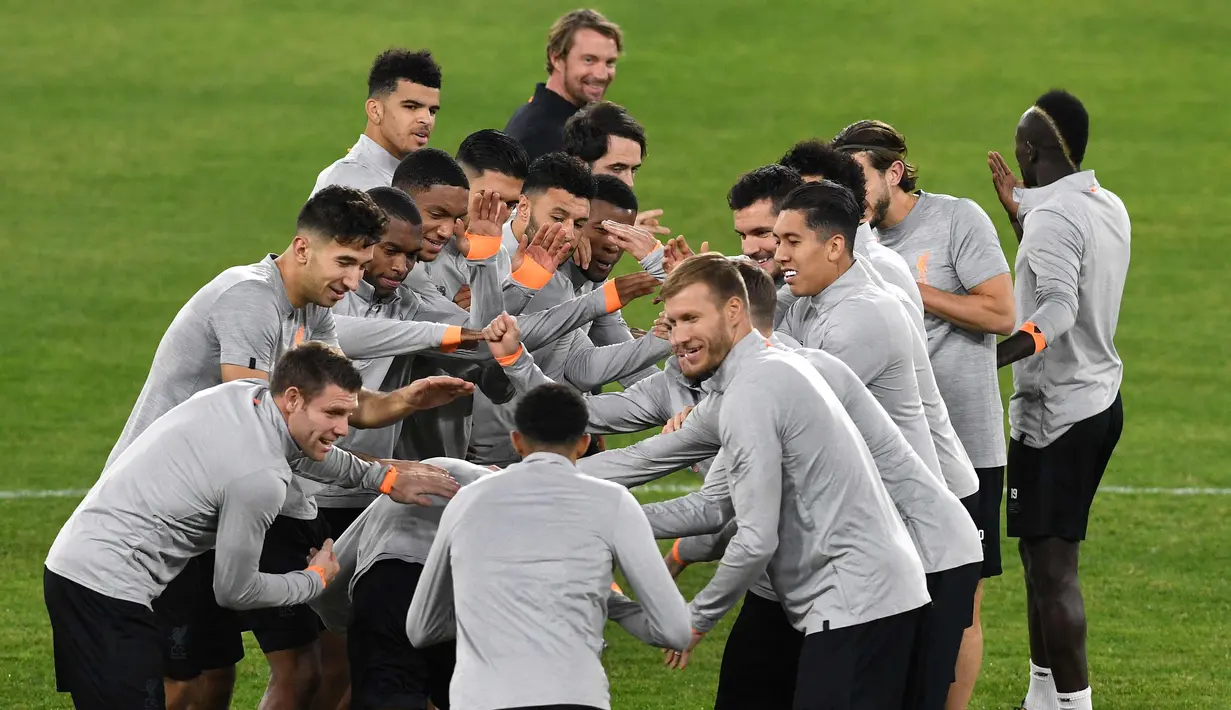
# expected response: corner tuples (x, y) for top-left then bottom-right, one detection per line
(495, 345), (524, 367)
(1020, 321), (1047, 354)
(610, 582), (624, 595)
(440, 325), (462, 354)
(378, 465), (398, 495)
(670, 539), (686, 567)
(307, 565), (327, 588)
(511, 259), (553, 290)
(465, 233), (502, 261)
(602, 280), (622, 313)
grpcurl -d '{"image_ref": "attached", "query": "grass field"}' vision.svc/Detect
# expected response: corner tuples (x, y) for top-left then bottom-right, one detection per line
(3, 0), (1230, 708)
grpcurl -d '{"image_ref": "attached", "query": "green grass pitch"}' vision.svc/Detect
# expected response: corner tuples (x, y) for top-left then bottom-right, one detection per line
(2, 0), (1229, 707)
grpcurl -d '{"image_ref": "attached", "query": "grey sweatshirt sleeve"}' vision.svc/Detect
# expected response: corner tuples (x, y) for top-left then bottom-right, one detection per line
(464, 247), (507, 329)
(1022, 208), (1084, 341)
(640, 456), (734, 538)
(639, 248), (667, 280)
(561, 330), (670, 392)
(814, 300), (893, 385)
(609, 489), (693, 649)
(291, 447), (390, 492)
(333, 315), (452, 359)
(515, 287), (613, 351)
(583, 372), (675, 434)
(211, 283), (284, 371)
(310, 506), (371, 633)
(213, 472), (324, 610)
(688, 383), (782, 633)
(405, 491), (461, 646)
(676, 521), (739, 565)
(575, 420), (722, 488)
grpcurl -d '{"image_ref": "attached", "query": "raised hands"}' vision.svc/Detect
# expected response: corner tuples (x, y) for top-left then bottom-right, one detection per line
(392, 375), (475, 412)
(512, 221), (574, 274)
(482, 312), (523, 361)
(661, 235), (713, 275)
(377, 460), (461, 506)
(987, 151), (1022, 220)
(602, 220), (663, 261)
(635, 208), (672, 237)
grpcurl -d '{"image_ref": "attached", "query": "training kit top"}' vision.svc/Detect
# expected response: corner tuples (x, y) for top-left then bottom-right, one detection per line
(875, 192), (1010, 468)
(406, 452), (691, 710)
(854, 223), (925, 316)
(578, 332), (930, 634)
(309, 134), (401, 197)
(1011, 171), (1130, 447)
(47, 381), (391, 610)
(503, 83), (582, 162)
(777, 259), (942, 479)
(644, 342), (982, 582)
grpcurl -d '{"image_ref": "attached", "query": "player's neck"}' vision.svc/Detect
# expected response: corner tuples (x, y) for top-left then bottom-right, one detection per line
(273, 252), (310, 309)
(878, 191), (919, 230)
(1032, 162), (1078, 189)
(544, 73), (580, 106)
(363, 124), (406, 161)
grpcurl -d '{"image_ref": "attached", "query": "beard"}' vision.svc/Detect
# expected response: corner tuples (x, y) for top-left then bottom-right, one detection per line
(868, 190), (892, 229)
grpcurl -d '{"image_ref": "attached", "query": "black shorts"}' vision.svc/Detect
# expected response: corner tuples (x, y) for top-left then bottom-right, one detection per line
(904, 563), (981, 710)
(792, 606), (923, 710)
(319, 505), (367, 539)
(240, 514), (331, 654)
(44, 568), (166, 710)
(715, 590), (803, 710)
(152, 550), (245, 681)
(1007, 393), (1124, 541)
(349, 559), (455, 710)
(961, 466), (1005, 578)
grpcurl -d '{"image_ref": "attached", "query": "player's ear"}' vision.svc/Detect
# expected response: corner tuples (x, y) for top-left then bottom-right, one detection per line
(365, 96), (383, 125)
(291, 234), (312, 264)
(510, 430), (528, 460)
(572, 434), (592, 460)
(283, 386), (304, 413)
(886, 160), (905, 188)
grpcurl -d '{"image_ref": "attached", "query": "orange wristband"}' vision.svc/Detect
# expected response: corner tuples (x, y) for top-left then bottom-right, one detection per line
(378, 465), (398, 495)
(495, 345), (524, 367)
(307, 565), (327, 588)
(670, 539), (686, 567)
(610, 582), (624, 595)
(465, 233), (502, 260)
(1020, 321), (1047, 354)
(440, 325), (462, 354)
(602, 280), (622, 313)
(511, 259), (553, 290)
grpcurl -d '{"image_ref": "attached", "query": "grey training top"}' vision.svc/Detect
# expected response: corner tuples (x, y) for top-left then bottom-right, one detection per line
(405, 452), (691, 710)
(310, 134), (401, 197)
(875, 192), (1009, 468)
(577, 332), (930, 634)
(47, 381), (389, 610)
(854, 223), (925, 316)
(1011, 171), (1130, 447)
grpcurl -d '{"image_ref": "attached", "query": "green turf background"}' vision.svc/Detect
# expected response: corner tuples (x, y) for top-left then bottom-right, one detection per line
(2, 0), (1229, 707)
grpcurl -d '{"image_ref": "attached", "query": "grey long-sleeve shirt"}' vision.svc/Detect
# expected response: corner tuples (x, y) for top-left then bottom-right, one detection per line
(310, 134), (401, 197)
(46, 380), (390, 610)
(855, 222), (925, 317)
(577, 332), (929, 634)
(1011, 171), (1130, 447)
(643, 343), (982, 578)
(405, 452), (691, 710)
(875, 193), (1009, 468)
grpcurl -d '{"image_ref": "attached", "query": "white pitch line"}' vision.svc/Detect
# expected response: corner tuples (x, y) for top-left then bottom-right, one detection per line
(1, 484), (1229, 502)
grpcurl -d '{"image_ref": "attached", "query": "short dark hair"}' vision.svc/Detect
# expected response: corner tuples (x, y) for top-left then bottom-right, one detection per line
(831, 120), (919, 193)
(592, 174), (638, 212)
(778, 141), (867, 202)
(456, 129), (530, 180)
(660, 252), (749, 310)
(367, 49), (442, 97)
(563, 102), (647, 164)
(732, 259), (777, 330)
(391, 148), (470, 194)
(727, 164), (804, 212)
(545, 9), (623, 74)
(779, 181), (863, 256)
(514, 384), (589, 445)
(1033, 89), (1089, 166)
(366, 186), (422, 226)
(270, 342), (363, 401)
(522, 152), (596, 200)
(297, 185), (388, 247)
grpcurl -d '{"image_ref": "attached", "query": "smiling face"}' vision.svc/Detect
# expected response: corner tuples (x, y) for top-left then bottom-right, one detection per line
(772, 209), (847, 297)
(665, 282), (740, 380)
(578, 198), (636, 282)
(283, 384), (359, 461)
(409, 184), (469, 262)
(295, 235), (374, 307)
(365, 218), (422, 296)
(552, 28), (619, 105)
(521, 187), (590, 258)
(733, 198), (781, 279)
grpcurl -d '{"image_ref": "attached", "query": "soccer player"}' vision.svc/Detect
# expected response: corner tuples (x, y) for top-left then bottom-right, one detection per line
(574, 253), (931, 708)
(105, 186), (469, 710)
(312, 49), (442, 195)
(504, 9), (623, 161)
(990, 90), (1130, 710)
(456, 128), (530, 216)
(725, 164), (805, 325)
(406, 384), (692, 710)
(832, 120), (1015, 708)
(563, 101), (670, 235)
(45, 343), (464, 710)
